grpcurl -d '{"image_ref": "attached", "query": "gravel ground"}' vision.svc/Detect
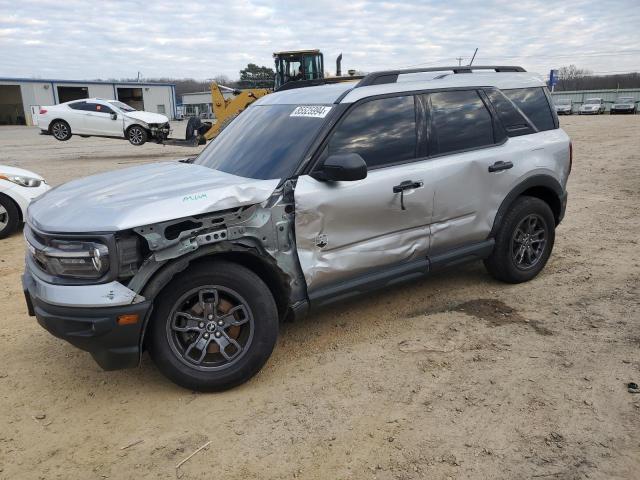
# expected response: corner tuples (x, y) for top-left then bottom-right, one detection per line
(0, 116), (639, 479)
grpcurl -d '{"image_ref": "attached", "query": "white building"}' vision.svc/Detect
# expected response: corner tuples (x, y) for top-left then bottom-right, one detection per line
(181, 90), (236, 119)
(0, 78), (177, 126)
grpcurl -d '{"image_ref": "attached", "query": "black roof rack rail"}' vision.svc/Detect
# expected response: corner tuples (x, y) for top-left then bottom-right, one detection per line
(355, 65), (526, 87)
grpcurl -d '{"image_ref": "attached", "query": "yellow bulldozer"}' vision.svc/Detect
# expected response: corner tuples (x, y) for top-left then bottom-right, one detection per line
(170, 50), (358, 147)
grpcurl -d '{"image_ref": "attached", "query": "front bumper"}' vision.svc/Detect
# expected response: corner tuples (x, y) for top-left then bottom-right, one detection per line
(149, 123), (171, 141)
(23, 270), (151, 370)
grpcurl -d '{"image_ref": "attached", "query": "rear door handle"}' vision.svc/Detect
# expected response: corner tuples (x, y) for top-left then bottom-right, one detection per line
(488, 161), (514, 173)
(392, 180), (423, 210)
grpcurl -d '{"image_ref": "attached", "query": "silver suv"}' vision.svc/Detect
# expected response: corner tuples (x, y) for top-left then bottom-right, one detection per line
(22, 66), (571, 391)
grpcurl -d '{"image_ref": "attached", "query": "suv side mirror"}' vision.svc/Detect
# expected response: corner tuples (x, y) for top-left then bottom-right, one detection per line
(311, 153), (367, 182)
(110, 112), (118, 120)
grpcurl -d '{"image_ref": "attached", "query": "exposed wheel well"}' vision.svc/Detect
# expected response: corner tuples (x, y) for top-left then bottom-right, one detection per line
(143, 250), (290, 322)
(126, 123), (148, 134)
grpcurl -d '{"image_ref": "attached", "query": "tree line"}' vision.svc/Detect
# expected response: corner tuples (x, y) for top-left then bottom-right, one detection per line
(555, 65), (640, 91)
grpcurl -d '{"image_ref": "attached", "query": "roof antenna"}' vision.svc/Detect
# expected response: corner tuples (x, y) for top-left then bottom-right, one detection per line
(468, 48), (478, 66)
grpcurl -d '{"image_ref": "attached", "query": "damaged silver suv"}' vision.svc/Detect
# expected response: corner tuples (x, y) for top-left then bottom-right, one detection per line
(23, 66), (571, 391)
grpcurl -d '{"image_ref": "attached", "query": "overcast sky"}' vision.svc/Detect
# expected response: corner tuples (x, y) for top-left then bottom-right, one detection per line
(1, 0), (639, 81)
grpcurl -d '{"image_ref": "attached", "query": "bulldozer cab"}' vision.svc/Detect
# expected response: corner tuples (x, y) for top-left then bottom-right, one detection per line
(273, 50), (324, 89)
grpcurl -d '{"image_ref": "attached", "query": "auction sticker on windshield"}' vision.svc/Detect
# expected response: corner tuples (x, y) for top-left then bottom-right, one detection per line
(290, 106), (332, 118)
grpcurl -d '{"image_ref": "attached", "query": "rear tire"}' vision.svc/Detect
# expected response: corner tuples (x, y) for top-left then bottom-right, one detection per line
(147, 261), (279, 391)
(127, 125), (147, 146)
(484, 196), (555, 284)
(0, 195), (20, 239)
(50, 120), (71, 141)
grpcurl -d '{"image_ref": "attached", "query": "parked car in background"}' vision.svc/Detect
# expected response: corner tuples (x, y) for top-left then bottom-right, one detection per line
(38, 98), (171, 146)
(579, 98), (606, 115)
(0, 166), (50, 239)
(609, 96), (637, 114)
(23, 66), (571, 391)
(554, 98), (573, 115)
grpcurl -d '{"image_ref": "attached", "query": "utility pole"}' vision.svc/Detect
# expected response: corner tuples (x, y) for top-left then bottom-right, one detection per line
(456, 57), (464, 66)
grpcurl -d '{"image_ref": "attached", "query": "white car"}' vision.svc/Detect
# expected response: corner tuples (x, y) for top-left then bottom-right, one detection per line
(38, 98), (171, 146)
(579, 98), (606, 115)
(0, 166), (50, 239)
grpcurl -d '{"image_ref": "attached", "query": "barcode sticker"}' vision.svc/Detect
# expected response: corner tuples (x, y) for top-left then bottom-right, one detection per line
(290, 106), (332, 118)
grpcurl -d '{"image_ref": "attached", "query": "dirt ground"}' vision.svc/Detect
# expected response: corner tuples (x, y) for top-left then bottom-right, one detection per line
(0, 116), (638, 480)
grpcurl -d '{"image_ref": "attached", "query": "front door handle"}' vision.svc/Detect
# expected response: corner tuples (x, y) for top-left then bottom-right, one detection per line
(488, 161), (514, 173)
(392, 180), (423, 210)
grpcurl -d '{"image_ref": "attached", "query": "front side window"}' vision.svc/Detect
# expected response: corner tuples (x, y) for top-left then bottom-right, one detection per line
(327, 95), (417, 169)
(108, 100), (136, 112)
(91, 103), (114, 114)
(429, 90), (495, 155)
(503, 87), (556, 131)
(195, 104), (328, 180)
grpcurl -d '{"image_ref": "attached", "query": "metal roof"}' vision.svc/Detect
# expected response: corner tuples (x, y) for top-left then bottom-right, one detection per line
(0, 77), (175, 87)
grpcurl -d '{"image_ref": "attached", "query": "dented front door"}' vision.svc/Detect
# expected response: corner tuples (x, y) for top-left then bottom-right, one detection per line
(294, 161), (435, 293)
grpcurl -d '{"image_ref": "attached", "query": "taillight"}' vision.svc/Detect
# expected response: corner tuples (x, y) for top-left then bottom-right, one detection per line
(568, 141), (573, 175)
(39, 108), (47, 114)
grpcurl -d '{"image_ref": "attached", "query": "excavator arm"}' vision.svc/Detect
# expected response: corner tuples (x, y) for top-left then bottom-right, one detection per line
(162, 82), (270, 147)
(203, 83), (270, 141)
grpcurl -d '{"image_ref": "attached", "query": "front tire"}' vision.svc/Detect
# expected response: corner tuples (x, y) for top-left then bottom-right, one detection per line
(0, 194), (20, 239)
(484, 196), (555, 284)
(147, 261), (279, 391)
(50, 120), (71, 141)
(127, 125), (147, 146)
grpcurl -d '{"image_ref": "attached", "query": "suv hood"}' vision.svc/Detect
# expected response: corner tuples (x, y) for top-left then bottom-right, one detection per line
(27, 162), (279, 233)
(125, 111), (169, 124)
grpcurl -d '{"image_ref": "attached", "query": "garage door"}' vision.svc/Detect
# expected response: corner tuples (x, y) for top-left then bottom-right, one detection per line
(0, 85), (26, 125)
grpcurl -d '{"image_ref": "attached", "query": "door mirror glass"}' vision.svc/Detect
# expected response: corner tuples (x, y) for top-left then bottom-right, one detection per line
(311, 153), (367, 182)
(110, 112), (118, 120)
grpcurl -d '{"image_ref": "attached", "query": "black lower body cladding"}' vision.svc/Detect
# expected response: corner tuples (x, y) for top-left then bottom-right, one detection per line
(23, 275), (151, 370)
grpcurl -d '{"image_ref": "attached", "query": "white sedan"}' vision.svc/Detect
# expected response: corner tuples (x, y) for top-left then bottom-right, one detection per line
(38, 98), (171, 146)
(0, 165), (50, 239)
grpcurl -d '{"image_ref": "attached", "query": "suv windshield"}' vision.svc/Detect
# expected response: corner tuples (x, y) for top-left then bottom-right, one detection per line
(108, 100), (136, 112)
(195, 104), (329, 180)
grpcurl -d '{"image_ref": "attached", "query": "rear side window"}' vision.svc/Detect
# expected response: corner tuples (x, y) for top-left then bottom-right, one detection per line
(429, 90), (494, 155)
(484, 89), (535, 137)
(68, 101), (86, 110)
(328, 95), (416, 169)
(502, 87), (555, 131)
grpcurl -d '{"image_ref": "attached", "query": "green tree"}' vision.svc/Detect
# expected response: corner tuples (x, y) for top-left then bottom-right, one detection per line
(239, 63), (275, 88)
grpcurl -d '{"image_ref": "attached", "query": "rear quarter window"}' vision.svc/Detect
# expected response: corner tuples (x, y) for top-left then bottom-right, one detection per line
(502, 87), (556, 132)
(484, 89), (535, 137)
